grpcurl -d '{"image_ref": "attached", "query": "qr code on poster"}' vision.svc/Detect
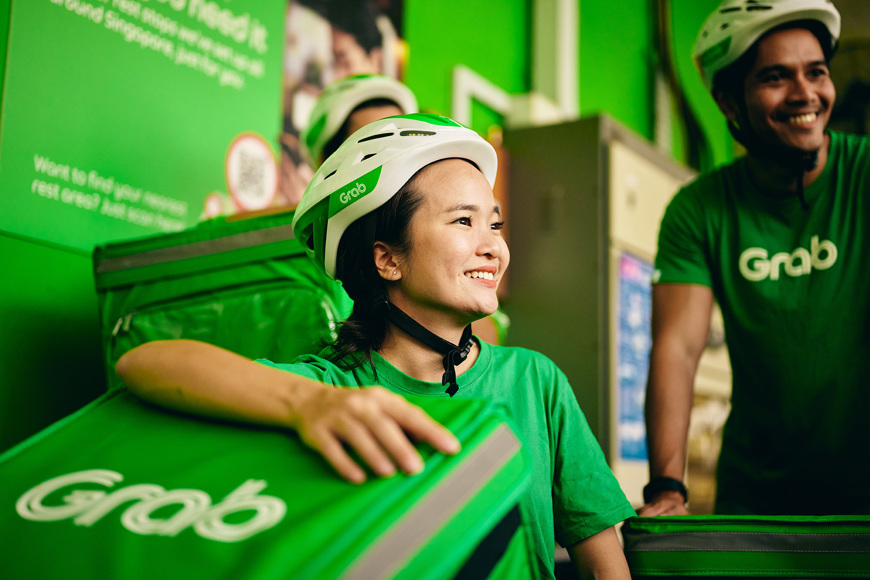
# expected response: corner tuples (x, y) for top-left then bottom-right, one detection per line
(237, 149), (265, 197)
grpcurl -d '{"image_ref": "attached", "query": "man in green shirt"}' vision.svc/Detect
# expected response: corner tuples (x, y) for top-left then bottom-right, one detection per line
(641, 0), (870, 516)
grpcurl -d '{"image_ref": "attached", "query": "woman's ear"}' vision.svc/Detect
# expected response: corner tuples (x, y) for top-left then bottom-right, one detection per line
(373, 241), (402, 281)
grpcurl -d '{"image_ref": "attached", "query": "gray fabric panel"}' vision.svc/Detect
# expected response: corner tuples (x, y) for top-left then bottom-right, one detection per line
(342, 424), (522, 580)
(625, 530), (870, 553)
(95, 225), (295, 273)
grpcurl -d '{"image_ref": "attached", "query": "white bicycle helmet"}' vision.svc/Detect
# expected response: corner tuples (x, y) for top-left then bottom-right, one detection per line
(292, 113), (497, 279)
(693, 0), (840, 91)
(301, 74), (418, 169)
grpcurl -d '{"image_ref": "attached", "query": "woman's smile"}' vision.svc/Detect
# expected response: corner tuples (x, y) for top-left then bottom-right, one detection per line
(464, 266), (498, 287)
(386, 158), (508, 328)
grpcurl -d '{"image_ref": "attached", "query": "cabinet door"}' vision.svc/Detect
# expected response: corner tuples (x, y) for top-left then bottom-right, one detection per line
(608, 140), (689, 259)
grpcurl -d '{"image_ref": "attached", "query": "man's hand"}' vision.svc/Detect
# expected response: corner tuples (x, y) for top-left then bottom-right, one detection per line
(291, 385), (461, 484)
(637, 490), (690, 516)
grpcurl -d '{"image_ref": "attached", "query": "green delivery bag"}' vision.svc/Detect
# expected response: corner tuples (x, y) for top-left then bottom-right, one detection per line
(623, 515), (870, 578)
(1, 391), (536, 579)
(93, 211), (353, 391)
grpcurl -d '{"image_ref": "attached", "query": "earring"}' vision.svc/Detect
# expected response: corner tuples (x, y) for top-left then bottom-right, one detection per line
(392, 270), (398, 277)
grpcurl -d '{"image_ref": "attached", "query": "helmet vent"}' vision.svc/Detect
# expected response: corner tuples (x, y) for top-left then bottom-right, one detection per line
(400, 130), (436, 137)
(324, 170), (337, 180)
(720, 7), (741, 14)
(746, 5), (772, 11)
(359, 132), (394, 143)
(361, 153), (376, 161)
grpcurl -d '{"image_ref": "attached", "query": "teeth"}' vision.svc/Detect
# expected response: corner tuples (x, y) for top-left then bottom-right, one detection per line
(789, 113), (817, 125)
(465, 271), (495, 280)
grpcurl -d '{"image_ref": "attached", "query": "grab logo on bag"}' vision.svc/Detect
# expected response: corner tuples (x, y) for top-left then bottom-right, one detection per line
(16, 469), (287, 542)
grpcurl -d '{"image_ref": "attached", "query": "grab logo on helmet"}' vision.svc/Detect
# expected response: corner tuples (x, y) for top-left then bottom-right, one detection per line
(16, 470), (286, 542)
(739, 235), (837, 281)
(328, 165), (382, 218)
(339, 182), (367, 205)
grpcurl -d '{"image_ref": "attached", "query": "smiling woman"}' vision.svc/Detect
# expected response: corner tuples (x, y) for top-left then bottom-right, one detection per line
(392, 160), (507, 322)
(289, 115), (502, 387)
(117, 114), (635, 579)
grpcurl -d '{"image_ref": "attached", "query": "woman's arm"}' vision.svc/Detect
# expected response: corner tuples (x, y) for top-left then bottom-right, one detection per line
(567, 526), (630, 579)
(116, 339), (460, 483)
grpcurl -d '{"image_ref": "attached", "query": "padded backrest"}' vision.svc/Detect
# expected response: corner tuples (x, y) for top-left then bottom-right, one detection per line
(93, 211), (353, 390)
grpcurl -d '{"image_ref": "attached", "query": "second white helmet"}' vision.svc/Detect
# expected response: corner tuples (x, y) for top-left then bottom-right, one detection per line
(301, 74), (418, 169)
(693, 0), (840, 91)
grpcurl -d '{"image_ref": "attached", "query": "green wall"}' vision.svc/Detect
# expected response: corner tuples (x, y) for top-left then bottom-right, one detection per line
(404, 0), (657, 140)
(0, 0), (8, 100)
(0, 0), (284, 452)
(670, 0), (737, 169)
(404, 0), (734, 170)
(578, 0), (655, 141)
(403, 0), (530, 135)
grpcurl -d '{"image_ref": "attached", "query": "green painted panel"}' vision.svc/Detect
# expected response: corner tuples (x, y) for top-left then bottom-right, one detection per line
(579, 0), (654, 140)
(0, 234), (104, 453)
(0, 0), (9, 100)
(670, 0), (736, 169)
(403, 0), (529, 136)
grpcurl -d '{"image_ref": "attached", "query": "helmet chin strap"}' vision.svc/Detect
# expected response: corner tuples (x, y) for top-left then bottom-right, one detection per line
(729, 118), (820, 211)
(385, 302), (474, 397)
(794, 149), (819, 211)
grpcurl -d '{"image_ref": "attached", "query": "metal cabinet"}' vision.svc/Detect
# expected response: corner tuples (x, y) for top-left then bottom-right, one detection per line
(503, 115), (729, 505)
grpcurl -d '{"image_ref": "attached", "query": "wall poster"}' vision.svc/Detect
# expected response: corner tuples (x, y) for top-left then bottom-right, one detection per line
(276, 0), (407, 208)
(0, 0), (284, 251)
(617, 251), (653, 461)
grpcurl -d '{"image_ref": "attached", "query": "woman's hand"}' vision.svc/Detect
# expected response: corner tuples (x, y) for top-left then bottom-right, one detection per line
(290, 385), (461, 484)
(118, 340), (460, 484)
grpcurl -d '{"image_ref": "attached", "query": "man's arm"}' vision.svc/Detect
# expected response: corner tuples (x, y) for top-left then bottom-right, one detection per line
(567, 526), (630, 579)
(116, 340), (460, 483)
(639, 283), (713, 516)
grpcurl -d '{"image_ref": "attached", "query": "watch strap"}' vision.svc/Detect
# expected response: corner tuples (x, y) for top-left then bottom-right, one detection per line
(643, 476), (688, 504)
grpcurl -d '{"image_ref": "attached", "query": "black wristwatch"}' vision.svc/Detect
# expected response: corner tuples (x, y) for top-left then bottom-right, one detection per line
(643, 476), (689, 504)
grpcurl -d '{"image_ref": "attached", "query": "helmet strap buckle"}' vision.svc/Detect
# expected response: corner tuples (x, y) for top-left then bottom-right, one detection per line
(385, 302), (474, 397)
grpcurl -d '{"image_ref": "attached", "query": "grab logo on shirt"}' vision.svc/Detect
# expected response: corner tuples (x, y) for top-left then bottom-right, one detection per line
(739, 235), (837, 282)
(16, 469), (286, 542)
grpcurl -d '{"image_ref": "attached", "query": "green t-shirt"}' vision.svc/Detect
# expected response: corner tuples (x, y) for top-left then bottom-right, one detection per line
(261, 340), (634, 578)
(655, 130), (870, 514)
